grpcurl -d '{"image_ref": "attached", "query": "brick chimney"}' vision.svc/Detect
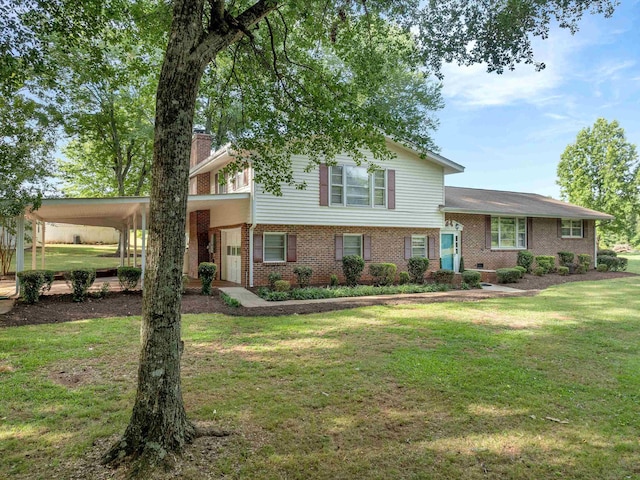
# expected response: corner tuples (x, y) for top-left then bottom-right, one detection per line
(190, 132), (213, 168)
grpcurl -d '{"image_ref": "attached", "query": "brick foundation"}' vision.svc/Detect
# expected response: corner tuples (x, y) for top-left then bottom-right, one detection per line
(447, 213), (596, 270)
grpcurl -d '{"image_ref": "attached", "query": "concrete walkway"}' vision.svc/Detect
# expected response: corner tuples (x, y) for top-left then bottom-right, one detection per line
(219, 283), (526, 308)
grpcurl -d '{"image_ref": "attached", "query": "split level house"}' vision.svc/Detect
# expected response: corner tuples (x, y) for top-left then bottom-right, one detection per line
(185, 133), (613, 287)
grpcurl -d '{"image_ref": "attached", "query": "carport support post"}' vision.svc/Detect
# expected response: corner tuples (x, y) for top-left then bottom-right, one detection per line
(41, 221), (45, 269)
(119, 228), (125, 267)
(133, 214), (138, 268)
(141, 208), (146, 288)
(31, 219), (37, 270)
(14, 215), (25, 295)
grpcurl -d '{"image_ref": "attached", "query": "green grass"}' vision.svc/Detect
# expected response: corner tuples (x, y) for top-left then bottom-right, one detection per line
(621, 252), (640, 274)
(1, 276), (639, 478)
(9, 244), (131, 272)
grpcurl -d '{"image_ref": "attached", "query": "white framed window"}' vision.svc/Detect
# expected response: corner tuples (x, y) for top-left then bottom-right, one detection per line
(330, 166), (386, 207)
(491, 217), (526, 249)
(343, 234), (363, 257)
(411, 235), (427, 258)
(264, 233), (286, 262)
(561, 219), (583, 238)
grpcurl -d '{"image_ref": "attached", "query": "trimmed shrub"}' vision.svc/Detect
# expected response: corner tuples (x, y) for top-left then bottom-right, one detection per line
(461, 270), (481, 288)
(330, 274), (339, 287)
(398, 271), (410, 285)
(597, 249), (617, 257)
(293, 266), (313, 288)
(407, 257), (429, 284)
(597, 264), (609, 272)
(517, 250), (534, 273)
(459, 257), (465, 273)
(369, 263), (397, 286)
(597, 255), (628, 272)
(577, 254), (592, 268)
(557, 266), (569, 276)
(17, 270), (46, 304)
(268, 272), (282, 290)
(535, 255), (556, 274)
(496, 268), (521, 284)
(460, 282), (470, 290)
(117, 266), (142, 292)
(533, 266), (545, 276)
(220, 292), (241, 307)
(342, 255), (365, 287)
(433, 269), (454, 285)
(514, 266), (527, 278)
(274, 280), (291, 292)
(557, 251), (575, 265)
(64, 268), (96, 302)
(575, 264), (587, 274)
(198, 262), (217, 295)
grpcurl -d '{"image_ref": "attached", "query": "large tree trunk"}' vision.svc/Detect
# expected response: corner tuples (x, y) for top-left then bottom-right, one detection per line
(102, 2), (210, 471)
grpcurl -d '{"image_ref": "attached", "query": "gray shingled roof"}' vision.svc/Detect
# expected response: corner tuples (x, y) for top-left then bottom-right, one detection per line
(443, 186), (614, 220)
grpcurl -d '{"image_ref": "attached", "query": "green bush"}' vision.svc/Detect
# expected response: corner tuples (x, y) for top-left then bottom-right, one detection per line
(557, 266), (569, 276)
(198, 262), (217, 295)
(533, 266), (545, 276)
(274, 280), (291, 292)
(597, 255), (628, 272)
(258, 283), (453, 302)
(460, 282), (470, 290)
(597, 249), (617, 257)
(263, 291), (290, 301)
(117, 266), (142, 291)
(459, 257), (465, 273)
(17, 271), (46, 304)
(517, 250), (534, 273)
(597, 264), (609, 272)
(220, 292), (241, 307)
(433, 269), (454, 284)
(535, 255), (556, 274)
(398, 271), (410, 285)
(64, 268), (96, 302)
(182, 274), (189, 293)
(557, 251), (575, 265)
(461, 270), (481, 288)
(342, 255), (365, 287)
(293, 266), (313, 288)
(369, 263), (397, 286)
(330, 274), (339, 287)
(407, 257), (429, 284)
(514, 265), (527, 278)
(577, 254), (592, 268)
(575, 264), (587, 274)
(496, 268), (521, 284)
(268, 272), (282, 290)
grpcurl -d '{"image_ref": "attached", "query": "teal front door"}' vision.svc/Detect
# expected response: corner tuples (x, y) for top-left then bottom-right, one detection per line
(441, 233), (454, 270)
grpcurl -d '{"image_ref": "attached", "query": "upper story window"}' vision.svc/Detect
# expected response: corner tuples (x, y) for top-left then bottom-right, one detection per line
(491, 216), (526, 249)
(561, 219), (583, 238)
(330, 166), (386, 207)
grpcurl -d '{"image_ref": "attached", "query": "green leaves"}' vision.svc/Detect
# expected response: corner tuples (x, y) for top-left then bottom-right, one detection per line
(557, 118), (640, 244)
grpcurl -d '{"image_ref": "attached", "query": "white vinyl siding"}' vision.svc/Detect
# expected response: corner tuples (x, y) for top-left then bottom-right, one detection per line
(491, 217), (526, 249)
(255, 142), (446, 228)
(561, 219), (583, 238)
(264, 233), (286, 262)
(411, 235), (427, 258)
(343, 234), (363, 257)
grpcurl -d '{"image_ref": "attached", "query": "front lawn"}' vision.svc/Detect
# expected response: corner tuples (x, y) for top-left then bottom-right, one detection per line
(1, 276), (639, 479)
(8, 244), (124, 273)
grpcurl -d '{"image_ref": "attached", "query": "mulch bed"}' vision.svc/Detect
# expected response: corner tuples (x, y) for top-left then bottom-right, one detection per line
(0, 270), (634, 328)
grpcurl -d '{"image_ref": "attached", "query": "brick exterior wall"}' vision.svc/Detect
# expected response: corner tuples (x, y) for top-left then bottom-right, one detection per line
(251, 224), (440, 287)
(446, 213), (596, 270)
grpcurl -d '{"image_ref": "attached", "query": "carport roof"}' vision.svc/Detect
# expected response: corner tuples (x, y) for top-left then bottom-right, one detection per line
(29, 193), (250, 229)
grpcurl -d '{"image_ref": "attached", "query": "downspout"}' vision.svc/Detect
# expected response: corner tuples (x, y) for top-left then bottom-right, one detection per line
(249, 167), (257, 287)
(594, 220), (598, 269)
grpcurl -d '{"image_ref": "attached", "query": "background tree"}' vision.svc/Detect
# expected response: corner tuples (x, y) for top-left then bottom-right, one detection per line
(557, 118), (640, 246)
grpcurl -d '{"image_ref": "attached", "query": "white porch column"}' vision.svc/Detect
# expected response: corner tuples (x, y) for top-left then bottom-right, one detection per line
(126, 219), (131, 266)
(15, 215), (25, 295)
(141, 207), (146, 288)
(119, 228), (125, 267)
(31, 218), (37, 270)
(133, 213), (138, 268)
(41, 222), (46, 269)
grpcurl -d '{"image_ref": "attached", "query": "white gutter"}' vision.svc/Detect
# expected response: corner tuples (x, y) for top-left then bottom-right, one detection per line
(249, 168), (257, 287)
(594, 221), (598, 269)
(189, 144), (230, 177)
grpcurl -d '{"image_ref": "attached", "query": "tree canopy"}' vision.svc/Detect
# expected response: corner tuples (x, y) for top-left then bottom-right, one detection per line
(558, 118), (640, 246)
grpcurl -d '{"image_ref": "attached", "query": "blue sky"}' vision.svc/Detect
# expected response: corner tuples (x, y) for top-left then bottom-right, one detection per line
(435, 1), (640, 199)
